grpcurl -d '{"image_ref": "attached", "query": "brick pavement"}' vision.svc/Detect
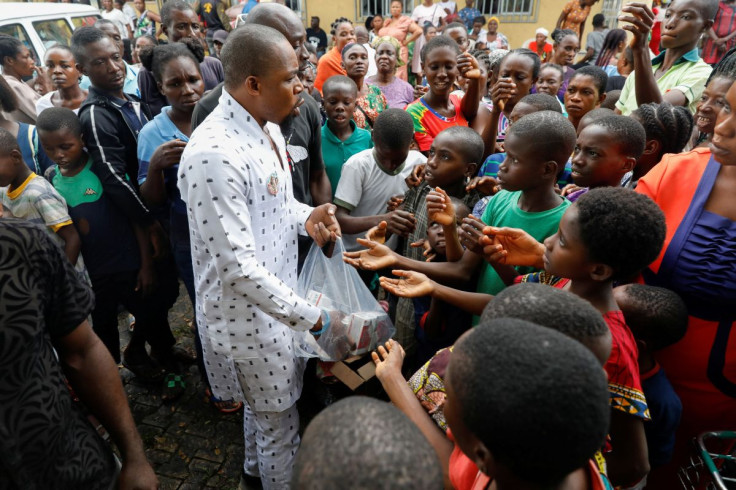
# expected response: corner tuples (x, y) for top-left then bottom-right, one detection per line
(119, 284), (244, 490)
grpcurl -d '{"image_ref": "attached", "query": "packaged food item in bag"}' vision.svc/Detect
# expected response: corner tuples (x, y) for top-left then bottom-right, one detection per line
(295, 239), (395, 361)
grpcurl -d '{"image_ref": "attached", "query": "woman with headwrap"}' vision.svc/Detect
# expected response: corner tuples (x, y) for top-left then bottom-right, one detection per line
(366, 36), (415, 109)
(479, 17), (509, 51)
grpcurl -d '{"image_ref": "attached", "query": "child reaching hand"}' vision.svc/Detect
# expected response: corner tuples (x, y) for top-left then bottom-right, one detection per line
(413, 194), (471, 365)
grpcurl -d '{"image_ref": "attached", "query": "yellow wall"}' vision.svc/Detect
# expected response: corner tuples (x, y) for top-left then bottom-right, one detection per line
(304, 0), (603, 51)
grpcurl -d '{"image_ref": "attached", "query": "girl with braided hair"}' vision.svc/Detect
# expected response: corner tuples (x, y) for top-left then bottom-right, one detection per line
(314, 17), (355, 93)
(594, 29), (627, 77)
(689, 46), (736, 149)
(548, 29), (580, 100)
(628, 102), (694, 188)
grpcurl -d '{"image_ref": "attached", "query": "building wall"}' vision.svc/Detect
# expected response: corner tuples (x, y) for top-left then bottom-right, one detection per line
(303, 0), (604, 51)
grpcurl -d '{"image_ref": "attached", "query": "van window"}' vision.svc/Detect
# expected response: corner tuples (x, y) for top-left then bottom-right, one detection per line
(0, 24), (40, 63)
(71, 15), (101, 29)
(32, 19), (74, 51)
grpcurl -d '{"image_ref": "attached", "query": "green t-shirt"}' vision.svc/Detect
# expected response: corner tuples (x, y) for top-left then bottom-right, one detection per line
(476, 190), (570, 296)
(321, 120), (373, 196)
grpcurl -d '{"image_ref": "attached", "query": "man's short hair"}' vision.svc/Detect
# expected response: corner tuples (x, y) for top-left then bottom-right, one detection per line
(292, 396), (443, 489)
(71, 27), (110, 65)
(221, 24), (290, 89)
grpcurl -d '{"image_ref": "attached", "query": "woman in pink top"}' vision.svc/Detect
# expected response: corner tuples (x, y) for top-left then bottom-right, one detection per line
(378, 0), (422, 81)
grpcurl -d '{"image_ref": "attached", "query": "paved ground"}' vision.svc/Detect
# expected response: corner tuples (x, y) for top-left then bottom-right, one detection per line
(119, 284), (245, 490)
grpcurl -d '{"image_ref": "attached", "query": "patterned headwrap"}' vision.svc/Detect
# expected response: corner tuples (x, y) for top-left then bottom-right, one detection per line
(370, 35), (405, 67)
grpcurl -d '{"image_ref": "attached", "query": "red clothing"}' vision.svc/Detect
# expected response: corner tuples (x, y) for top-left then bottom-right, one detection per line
(702, 1), (736, 64)
(515, 273), (649, 420)
(315, 47), (346, 94)
(636, 148), (736, 487)
(526, 40), (553, 63)
(405, 94), (469, 152)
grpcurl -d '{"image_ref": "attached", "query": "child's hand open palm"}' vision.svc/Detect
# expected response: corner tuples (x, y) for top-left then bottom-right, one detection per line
(371, 340), (406, 382)
(379, 270), (435, 298)
(426, 187), (455, 226)
(481, 226), (545, 267)
(343, 238), (397, 270)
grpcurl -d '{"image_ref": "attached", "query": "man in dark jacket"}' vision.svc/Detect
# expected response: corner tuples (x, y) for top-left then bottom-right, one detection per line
(73, 26), (183, 379)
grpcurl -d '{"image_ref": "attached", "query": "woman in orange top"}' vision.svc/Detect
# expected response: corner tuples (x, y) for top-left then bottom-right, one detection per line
(635, 79), (736, 488)
(556, 0), (599, 40)
(314, 17), (356, 93)
(378, 0), (422, 81)
(526, 27), (553, 63)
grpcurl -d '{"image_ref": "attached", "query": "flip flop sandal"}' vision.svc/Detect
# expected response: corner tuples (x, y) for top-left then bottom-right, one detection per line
(162, 373), (186, 402)
(205, 388), (244, 414)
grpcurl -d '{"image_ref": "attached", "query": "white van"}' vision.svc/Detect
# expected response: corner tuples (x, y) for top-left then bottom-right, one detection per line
(0, 3), (101, 64)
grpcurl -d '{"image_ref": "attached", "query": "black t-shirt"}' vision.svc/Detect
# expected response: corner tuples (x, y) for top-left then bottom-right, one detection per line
(0, 219), (116, 489)
(306, 27), (328, 50)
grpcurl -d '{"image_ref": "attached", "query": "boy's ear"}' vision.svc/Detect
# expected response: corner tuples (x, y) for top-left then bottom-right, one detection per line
(473, 441), (496, 478)
(542, 160), (558, 178)
(76, 62), (88, 77)
(622, 155), (636, 173)
(465, 162), (478, 178)
(597, 92), (607, 107)
(589, 262), (614, 282)
(643, 139), (661, 157)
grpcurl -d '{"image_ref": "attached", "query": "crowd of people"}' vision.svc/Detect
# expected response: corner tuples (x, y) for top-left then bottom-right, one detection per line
(1, 0), (736, 488)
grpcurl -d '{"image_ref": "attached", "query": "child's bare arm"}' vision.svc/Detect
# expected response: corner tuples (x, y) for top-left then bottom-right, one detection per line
(55, 224), (81, 266)
(605, 410), (651, 487)
(381, 270), (493, 316)
(372, 341), (454, 488)
(458, 52), (486, 123)
(335, 205), (416, 238)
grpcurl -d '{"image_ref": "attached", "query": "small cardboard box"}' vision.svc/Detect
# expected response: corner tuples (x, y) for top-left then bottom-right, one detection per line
(330, 355), (377, 391)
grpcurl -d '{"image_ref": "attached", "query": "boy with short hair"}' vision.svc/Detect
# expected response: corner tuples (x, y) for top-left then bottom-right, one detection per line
(614, 283), (687, 469)
(321, 76), (373, 196)
(36, 107), (156, 368)
(567, 114), (646, 202)
(616, 0), (716, 115)
(334, 108), (426, 252)
(0, 127), (84, 274)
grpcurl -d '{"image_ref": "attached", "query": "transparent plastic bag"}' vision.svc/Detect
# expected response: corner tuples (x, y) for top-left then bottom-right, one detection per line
(294, 238), (395, 361)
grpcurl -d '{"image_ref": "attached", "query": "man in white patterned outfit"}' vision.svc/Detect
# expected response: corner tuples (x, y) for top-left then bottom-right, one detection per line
(178, 24), (340, 489)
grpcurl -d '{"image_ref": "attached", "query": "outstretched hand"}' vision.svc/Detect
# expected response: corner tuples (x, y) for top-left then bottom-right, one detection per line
(406, 164), (425, 188)
(457, 52), (481, 79)
(458, 215), (486, 254)
(366, 220), (388, 244)
(307, 204), (341, 247)
(410, 239), (436, 262)
(371, 339), (406, 382)
(466, 176), (501, 196)
(480, 226), (545, 267)
(343, 238), (398, 270)
(379, 270), (434, 298)
(426, 187), (456, 226)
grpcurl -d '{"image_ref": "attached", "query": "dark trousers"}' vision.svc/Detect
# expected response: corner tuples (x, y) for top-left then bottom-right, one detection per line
(90, 268), (176, 363)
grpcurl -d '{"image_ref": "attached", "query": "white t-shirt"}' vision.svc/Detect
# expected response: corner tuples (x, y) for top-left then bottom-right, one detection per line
(334, 148), (426, 251)
(36, 92), (81, 116)
(101, 8), (131, 38)
(364, 43), (378, 78)
(438, 1), (457, 14)
(411, 3), (448, 28)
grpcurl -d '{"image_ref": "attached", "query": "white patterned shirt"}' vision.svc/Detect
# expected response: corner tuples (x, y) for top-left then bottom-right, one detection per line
(178, 89), (320, 411)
